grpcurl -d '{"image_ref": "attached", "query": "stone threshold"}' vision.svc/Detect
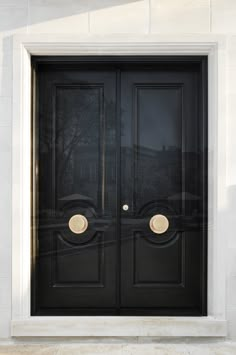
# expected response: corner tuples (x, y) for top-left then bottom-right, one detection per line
(11, 316), (227, 337)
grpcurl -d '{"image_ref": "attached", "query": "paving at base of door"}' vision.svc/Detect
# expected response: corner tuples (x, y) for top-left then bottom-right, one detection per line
(0, 342), (236, 354)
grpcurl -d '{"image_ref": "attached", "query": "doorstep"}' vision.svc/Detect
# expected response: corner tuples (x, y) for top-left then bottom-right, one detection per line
(11, 316), (227, 337)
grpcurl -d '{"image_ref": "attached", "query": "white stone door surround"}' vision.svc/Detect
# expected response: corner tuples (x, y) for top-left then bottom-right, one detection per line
(11, 34), (227, 337)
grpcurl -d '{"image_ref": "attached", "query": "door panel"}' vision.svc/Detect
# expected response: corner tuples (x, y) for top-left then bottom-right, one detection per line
(120, 65), (206, 315)
(34, 65), (118, 314)
(32, 58), (207, 316)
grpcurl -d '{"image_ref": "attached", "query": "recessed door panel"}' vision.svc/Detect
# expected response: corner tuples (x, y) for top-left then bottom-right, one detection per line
(32, 58), (207, 316)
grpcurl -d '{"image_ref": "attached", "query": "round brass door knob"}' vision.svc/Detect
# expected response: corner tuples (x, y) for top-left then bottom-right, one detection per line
(68, 214), (88, 234)
(149, 214), (169, 234)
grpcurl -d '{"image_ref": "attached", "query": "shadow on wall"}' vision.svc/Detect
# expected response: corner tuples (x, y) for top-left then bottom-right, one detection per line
(0, 0), (141, 32)
(0, 0), (144, 117)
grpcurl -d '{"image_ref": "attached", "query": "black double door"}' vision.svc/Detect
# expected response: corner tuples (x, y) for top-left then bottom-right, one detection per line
(32, 57), (207, 316)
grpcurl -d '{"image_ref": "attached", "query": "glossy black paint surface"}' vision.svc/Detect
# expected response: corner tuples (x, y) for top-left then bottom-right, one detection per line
(31, 57), (207, 316)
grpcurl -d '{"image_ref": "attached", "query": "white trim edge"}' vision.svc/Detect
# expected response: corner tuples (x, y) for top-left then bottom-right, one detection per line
(12, 34), (227, 337)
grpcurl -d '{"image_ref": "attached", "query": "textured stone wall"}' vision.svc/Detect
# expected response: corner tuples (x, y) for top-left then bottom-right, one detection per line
(0, 0), (236, 340)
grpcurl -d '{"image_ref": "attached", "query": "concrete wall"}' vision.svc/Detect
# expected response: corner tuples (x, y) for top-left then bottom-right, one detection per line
(0, 0), (236, 340)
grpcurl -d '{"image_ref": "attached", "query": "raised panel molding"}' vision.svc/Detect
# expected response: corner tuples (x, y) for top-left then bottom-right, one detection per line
(133, 232), (185, 288)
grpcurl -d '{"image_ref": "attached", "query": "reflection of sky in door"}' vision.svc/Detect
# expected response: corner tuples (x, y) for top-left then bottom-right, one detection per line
(138, 88), (181, 151)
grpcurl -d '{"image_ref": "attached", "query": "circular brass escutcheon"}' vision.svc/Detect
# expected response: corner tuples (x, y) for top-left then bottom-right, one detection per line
(149, 214), (169, 234)
(68, 214), (88, 234)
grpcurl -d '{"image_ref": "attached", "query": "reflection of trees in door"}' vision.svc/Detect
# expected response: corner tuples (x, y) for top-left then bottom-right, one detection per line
(56, 86), (100, 204)
(52, 85), (117, 215)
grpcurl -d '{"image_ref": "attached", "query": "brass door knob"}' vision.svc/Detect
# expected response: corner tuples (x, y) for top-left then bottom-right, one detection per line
(149, 214), (169, 234)
(68, 214), (88, 234)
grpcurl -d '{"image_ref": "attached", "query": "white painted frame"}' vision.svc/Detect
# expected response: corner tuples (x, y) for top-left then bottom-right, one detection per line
(11, 34), (227, 337)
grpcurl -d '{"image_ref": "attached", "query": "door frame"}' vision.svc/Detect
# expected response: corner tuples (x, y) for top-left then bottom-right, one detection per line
(11, 34), (227, 337)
